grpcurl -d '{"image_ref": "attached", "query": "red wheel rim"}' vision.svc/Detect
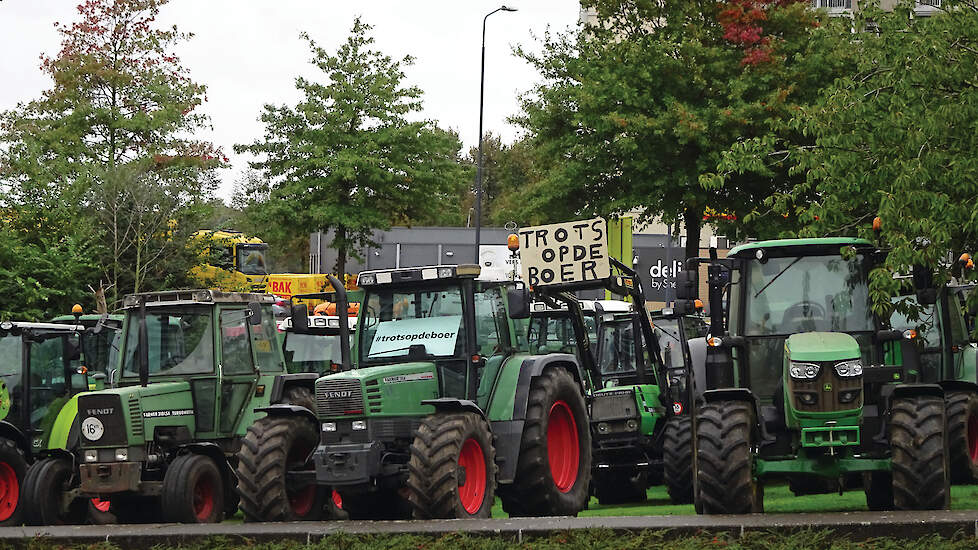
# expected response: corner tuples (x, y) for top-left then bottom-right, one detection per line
(287, 440), (316, 517)
(547, 400), (580, 493)
(331, 489), (343, 510)
(91, 497), (111, 513)
(968, 413), (978, 462)
(457, 438), (487, 515)
(192, 474), (215, 521)
(0, 462), (18, 522)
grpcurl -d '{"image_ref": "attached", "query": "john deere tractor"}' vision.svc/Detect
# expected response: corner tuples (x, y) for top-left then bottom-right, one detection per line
(678, 238), (949, 514)
(236, 264), (594, 520)
(23, 289), (328, 525)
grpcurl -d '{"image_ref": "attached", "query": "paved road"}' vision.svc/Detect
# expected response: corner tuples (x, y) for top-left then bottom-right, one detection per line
(2, 511), (978, 545)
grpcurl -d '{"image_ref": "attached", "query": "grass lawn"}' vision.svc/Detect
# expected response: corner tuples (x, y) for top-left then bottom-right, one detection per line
(490, 483), (978, 517)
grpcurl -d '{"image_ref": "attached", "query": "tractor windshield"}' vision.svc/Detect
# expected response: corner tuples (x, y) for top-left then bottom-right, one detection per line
(597, 319), (638, 376)
(284, 331), (349, 375)
(359, 285), (465, 363)
(237, 245), (269, 276)
(122, 307), (215, 377)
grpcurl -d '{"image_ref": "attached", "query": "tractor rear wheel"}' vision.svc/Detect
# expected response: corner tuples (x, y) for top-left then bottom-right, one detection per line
(0, 438), (26, 526)
(695, 400), (763, 514)
(236, 415), (326, 521)
(663, 415), (694, 504)
(22, 457), (86, 525)
(945, 391), (978, 483)
(285, 386), (316, 413)
(162, 453), (225, 523)
(340, 489), (411, 519)
(593, 470), (647, 504)
(863, 472), (894, 511)
(86, 498), (116, 524)
(891, 395), (949, 510)
(499, 367), (591, 517)
(407, 411), (496, 518)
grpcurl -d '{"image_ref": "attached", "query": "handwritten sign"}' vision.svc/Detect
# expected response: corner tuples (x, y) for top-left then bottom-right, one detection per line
(519, 217), (610, 286)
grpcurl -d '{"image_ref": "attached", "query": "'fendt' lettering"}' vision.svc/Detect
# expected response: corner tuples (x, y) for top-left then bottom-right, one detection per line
(326, 391), (353, 399)
(86, 408), (114, 415)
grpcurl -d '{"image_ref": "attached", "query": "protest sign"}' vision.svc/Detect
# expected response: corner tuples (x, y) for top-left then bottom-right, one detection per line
(518, 217), (610, 286)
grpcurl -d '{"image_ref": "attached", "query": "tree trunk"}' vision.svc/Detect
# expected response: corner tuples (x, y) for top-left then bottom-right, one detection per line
(683, 207), (703, 260)
(332, 226), (347, 277)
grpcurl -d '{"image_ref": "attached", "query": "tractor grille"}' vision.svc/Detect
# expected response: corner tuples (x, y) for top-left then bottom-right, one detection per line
(591, 389), (638, 422)
(128, 395), (144, 438)
(787, 361), (863, 413)
(315, 379), (364, 417)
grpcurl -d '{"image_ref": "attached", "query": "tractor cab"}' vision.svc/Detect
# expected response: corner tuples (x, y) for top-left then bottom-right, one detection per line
(280, 314), (356, 376)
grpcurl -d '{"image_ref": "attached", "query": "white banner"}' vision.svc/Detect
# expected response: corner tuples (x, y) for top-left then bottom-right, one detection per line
(369, 315), (462, 357)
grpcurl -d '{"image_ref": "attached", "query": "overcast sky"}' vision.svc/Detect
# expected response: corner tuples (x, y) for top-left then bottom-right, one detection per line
(0, 1), (580, 200)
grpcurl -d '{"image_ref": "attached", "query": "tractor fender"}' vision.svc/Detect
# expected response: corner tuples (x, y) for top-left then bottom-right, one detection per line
(0, 421), (31, 460)
(512, 354), (585, 421)
(420, 398), (488, 422)
(937, 380), (978, 395)
(269, 373), (320, 404)
(177, 441), (236, 508)
(254, 404), (318, 425)
(890, 383), (944, 401)
(34, 447), (74, 464)
(700, 388), (766, 441)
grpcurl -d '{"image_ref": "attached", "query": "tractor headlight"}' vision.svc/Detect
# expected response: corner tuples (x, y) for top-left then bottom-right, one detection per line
(789, 362), (820, 379)
(322, 422), (337, 432)
(839, 390), (861, 404)
(357, 273), (376, 286)
(114, 448), (128, 461)
(597, 422), (610, 434)
(437, 267), (454, 278)
(834, 360), (863, 377)
(84, 450), (98, 463)
(796, 392), (818, 405)
(351, 420), (367, 431)
(625, 419), (639, 432)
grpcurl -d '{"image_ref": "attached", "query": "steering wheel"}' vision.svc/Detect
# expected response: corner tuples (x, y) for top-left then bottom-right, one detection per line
(783, 301), (826, 324)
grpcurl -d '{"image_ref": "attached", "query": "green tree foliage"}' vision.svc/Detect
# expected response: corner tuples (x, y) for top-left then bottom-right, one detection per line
(517, 0), (849, 258)
(236, 19), (468, 274)
(464, 133), (543, 227)
(0, 0), (219, 313)
(720, 1), (978, 309)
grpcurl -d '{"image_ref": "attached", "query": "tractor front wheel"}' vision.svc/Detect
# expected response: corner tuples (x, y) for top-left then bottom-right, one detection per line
(663, 415), (694, 504)
(407, 411), (496, 518)
(593, 470), (647, 504)
(499, 367), (591, 517)
(0, 438), (26, 526)
(236, 415), (327, 521)
(22, 457), (86, 525)
(695, 400), (763, 514)
(891, 395), (949, 510)
(162, 453), (225, 523)
(945, 391), (978, 483)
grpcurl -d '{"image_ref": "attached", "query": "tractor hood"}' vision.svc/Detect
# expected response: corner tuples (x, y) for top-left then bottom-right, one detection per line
(315, 362), (440, 419)
(78, 382), (194, 448)
(786, 332), (860, 362)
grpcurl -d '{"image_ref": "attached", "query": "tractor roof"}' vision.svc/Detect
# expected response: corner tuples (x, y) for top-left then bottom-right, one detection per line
(122, 289), (274, 308)
(0, 321), (85, 335)
(356, 265), (481, 287)
(729, 237), (873, 258)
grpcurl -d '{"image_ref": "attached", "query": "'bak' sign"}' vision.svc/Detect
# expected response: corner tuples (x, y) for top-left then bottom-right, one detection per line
(519, 217), (610, 286)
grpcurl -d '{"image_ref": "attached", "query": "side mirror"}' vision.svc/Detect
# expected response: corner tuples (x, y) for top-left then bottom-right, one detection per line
(675, 269), (698, 300)
(247, 303), (263, 325)
(912, 264), (934, 292)
(916, 288), (937, 306)
(507, 282), (531, 319)
(63, 339), (81, 362)
(674, 299), (697, 316)
(291, 305), (309, 332)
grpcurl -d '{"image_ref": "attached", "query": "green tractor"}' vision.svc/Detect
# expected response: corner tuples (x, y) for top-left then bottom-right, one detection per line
(0, 316), (120, 525)
(678, 238), (949, 513)
(889, 279), (978, 483)
(23, 289), (329, 524)
(236, 264), (594, 520)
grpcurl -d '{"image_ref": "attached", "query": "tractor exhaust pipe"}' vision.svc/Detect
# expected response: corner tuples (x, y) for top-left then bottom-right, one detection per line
(138, 296), (149, 387)
(326, 275), (352, 371)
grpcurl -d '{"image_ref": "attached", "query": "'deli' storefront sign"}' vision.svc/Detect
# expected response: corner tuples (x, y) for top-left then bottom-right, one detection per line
(518, 217), (611, 286)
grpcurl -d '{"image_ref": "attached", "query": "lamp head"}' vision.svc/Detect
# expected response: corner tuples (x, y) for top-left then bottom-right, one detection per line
(501, 5), (518, 11)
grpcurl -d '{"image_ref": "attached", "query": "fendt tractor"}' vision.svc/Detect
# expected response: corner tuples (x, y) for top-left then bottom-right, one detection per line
(889, 269), (978, 484)
(0, 313), (119, 525)
(238, 262), (594, 520)
(24, 289), (334, 525)
(677, 238), (950, 514)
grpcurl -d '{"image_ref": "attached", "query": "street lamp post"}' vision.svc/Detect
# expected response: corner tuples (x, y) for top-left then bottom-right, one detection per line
(474, 5), (518, 263)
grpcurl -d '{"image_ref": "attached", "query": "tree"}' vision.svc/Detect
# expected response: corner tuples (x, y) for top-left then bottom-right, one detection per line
(720, 0), (978, 309)
(0, 0), (220, 310)
(236, 19), (468, 275)
(516, 0), (850, 258)
(464, 133), (542, 227)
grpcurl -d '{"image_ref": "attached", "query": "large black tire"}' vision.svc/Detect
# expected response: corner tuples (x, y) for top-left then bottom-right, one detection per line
(23, 457), (86, 525)
(108, 495), (160, 524)
(891, 395), (950, 510)
(236, 415), (327, 521)
(593, 470), (647, 505)
(695, 401), (763, 514)
(663, 415), (694, 504)
(499, 367), (591, 517)
(86, 498), (116, 524)
(407, 412), (496, 518)
(945, 391), (978, 483)
(0, 438), (26, 526)
(161, 453), (225, 523)
(285, 386), (316, 412)
(863, 471), (893, 511)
